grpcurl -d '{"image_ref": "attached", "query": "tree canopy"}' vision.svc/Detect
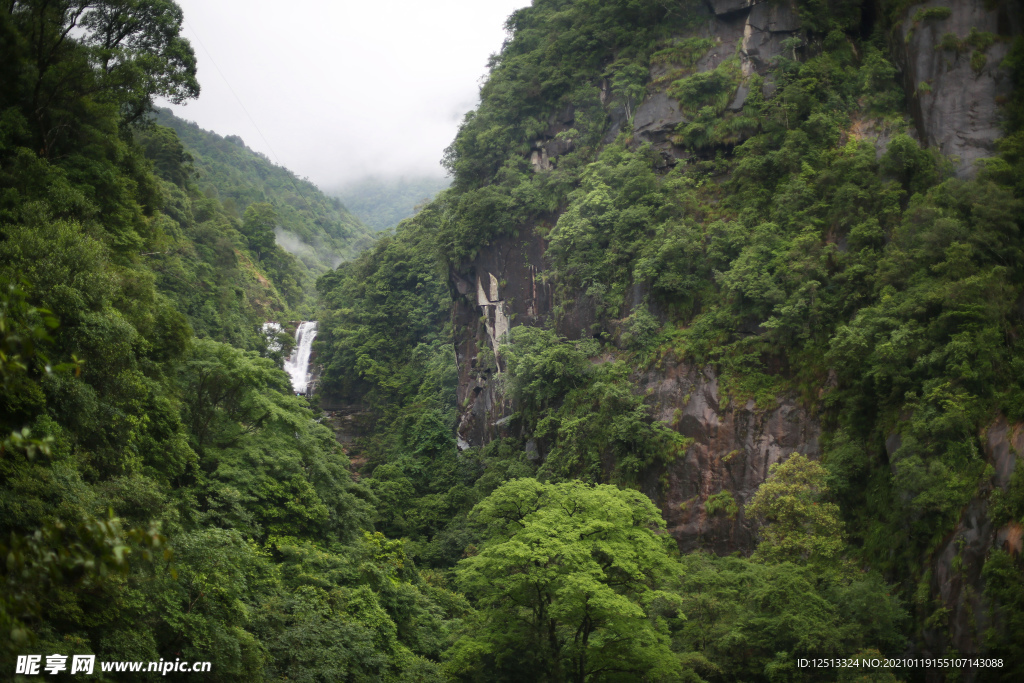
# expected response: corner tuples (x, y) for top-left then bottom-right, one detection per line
(448, 480), (682, 682)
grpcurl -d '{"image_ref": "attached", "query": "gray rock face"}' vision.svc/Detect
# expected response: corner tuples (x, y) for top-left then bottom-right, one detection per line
(634, 0), (801, 155)
(633, 90), (686, 141)
(727, 81), (751, 110)
(747, 0), (799, 32)
(450, 222), (557, 446)
(742, 0), (800, 71)
(921, 417), (1022, 659)
(637, 360), (821, 553)
(895, 0), (1022, 177)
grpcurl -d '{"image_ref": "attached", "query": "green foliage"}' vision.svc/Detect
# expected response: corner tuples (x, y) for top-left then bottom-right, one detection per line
(704, 490), (738, 519)
(650, 37), (715, 70)
(0, 273), (455, 677)
(607, 58), (649, 120)
(937, 32), (964, 53)
(673, 553), (906, 681)
(447, 479), (682, 681)
(0, 0), (198, 158)
(501, 327), (687, 484)
(796, 0), (864, 33)
(966, 27), (997, 52)
(747, 454), (846, 571)
(314, 205), (512, 572)
(365, 0), (1024, 663)
(934, 28), (996, 73)
(620, 305), (660, 350)
(972, 50), (989, 73)
(435, 0), (710, 262)
(322, 0), (1024, 665)
(152, 108), (374, 275)
(0, 3), (459, 676)
(547, 143), (675, 317)
(982, 549), (1024, 677)
(913, 7), (953, 23)
(823, 177), (1022, 567)
(316, 207), (453, 411)
(4, 0), (1023, 674)
(667, 57), (741, 118)
(331, 175), (452, 231)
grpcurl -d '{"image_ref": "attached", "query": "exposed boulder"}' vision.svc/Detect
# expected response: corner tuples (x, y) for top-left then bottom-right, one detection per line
(747, 0), (800, 32)
(742, 0), (801, 71)
(633, 90), (686, 142)
(895, 0), (1022, 177)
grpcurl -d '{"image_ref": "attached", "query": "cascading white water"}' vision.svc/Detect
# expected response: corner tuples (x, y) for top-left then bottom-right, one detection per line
(284, 321), (317, 394)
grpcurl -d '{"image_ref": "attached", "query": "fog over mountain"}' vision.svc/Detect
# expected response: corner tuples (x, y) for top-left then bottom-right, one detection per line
(161, 0), (530, 188)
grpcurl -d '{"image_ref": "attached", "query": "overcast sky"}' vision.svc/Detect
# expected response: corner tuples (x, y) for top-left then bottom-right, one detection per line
(161, 0), (531, 189)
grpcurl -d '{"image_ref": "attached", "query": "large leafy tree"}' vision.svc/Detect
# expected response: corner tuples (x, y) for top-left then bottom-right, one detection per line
(241, 202), (278, 262)
(746, 453), (846, 571)
(447, 479), (682, 682)
(1, 0), (199, 156)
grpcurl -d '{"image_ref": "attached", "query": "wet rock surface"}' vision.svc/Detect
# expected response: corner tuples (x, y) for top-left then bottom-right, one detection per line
(637, 360), (821, 553)
(451, 222), (556, 446)
(921, 417), (1023, 660)
(634, 0), (801, 157)
(895, 0), (1022, 177)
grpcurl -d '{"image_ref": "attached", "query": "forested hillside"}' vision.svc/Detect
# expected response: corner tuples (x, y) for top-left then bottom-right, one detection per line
(3, 0), (1024, 681)
(315, 0), (1024, 680)
(331, 176), (451, 231)
(1, 1), (453, 680)
(154, 108), (375, 271)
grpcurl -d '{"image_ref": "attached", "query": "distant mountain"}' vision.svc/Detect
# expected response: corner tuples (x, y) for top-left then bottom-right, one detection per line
(330, 175), (450, 231)
(153, 108), (375, 269)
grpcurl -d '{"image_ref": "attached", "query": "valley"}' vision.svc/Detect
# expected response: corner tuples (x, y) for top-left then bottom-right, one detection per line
(2, 0), (1023, 681)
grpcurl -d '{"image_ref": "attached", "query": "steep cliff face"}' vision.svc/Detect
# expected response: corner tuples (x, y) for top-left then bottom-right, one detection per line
(452, 221), (562, 447)
(919, 417), (1022, 655)
(452, 0), (1019, 557)
(637, 359), (821, 553)
(630, 0), (1023, 176)
(634, 0), (802, 158)
(894, 0), (1022, 177)
(445, 0), (1022, 661)
(451, 227), (821, 553)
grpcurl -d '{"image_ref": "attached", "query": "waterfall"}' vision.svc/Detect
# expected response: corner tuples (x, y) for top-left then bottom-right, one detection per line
(284, 321), (317, 394)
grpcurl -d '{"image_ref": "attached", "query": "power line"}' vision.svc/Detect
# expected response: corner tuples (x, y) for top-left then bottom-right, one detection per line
(182, 18), (329, 229)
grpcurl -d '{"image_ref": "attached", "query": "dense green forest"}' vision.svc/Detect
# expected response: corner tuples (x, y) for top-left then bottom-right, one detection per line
(1, 0), (443, 679)
(330, 176), (451, 232)
(315, 0), (1024, 680)
(3, 0), (1024, 682)
(154, 108), (375, 272)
